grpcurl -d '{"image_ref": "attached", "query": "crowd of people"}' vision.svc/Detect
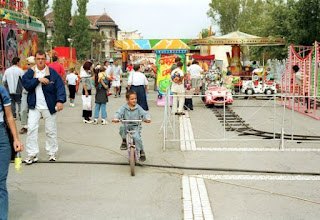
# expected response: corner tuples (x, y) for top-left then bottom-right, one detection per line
(0, 51), (153, 219)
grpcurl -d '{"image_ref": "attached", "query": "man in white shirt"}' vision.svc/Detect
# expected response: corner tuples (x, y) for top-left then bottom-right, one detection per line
(22, 50), (66, 164)
(2, 57), (24, 119)
(112, 59), (123, 98)
(188, 60), (203, 93)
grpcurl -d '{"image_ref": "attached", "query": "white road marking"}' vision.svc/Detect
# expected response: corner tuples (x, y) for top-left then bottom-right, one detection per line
(182, 175), (214, 220)
(197, 174), (320, 181)
(196, 147), (320, 152)
(180, 117), (186, 151)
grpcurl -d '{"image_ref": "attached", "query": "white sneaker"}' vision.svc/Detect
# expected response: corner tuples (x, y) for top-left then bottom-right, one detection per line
(93, 119), (98, 125)
(49, 154), (56, 162)
(83, 119), (93, 124)
(70, 103), (72, 106)
(72, 103), (75, 107)
(24, 155), (38, 165)
(101, 119), (108, 125)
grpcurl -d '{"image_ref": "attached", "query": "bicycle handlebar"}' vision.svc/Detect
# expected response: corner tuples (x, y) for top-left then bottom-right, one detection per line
(120, 119), (143, 123)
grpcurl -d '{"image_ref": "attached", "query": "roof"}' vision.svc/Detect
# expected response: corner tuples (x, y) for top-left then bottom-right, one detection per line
(45, 12), (118, 30)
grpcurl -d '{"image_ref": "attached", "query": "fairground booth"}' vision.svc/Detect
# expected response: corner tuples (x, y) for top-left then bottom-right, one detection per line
(115, 39), (200, 106)
(0, 0), (45, 71)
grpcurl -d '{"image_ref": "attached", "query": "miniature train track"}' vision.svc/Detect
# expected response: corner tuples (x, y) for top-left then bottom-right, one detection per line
(211, 106), (320, 141)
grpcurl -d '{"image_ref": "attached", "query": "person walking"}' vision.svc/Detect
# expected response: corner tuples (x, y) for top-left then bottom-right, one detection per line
(171, 61), (185, 115)
(112, 59), (123, 98)
(22, 50), (66, 164)
(2, 57), (24, 119)
(93, 66), (109, 125)
(66, 67), (78, 107)
(81, 61), (94, 123)
(48, 55), (66, 83)
(19, 56), (36, 135)
(0, 85), (24, 220)
(127, 64), (149, 111)
(188, 60), (203, 94)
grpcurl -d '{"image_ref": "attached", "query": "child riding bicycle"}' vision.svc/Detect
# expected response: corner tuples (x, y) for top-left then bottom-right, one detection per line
(112, 90), (151, 161)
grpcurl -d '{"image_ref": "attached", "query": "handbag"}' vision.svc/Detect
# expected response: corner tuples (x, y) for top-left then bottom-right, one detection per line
(16, 76), (23, 94)
(0, 93), (15, 160)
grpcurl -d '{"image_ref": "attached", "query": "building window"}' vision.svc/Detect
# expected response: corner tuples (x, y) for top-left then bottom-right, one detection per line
(102, 52), (105, 58)
(101, 31), (104, 36)
(102, 43), (105, 49)
(110, 30), (112, 37)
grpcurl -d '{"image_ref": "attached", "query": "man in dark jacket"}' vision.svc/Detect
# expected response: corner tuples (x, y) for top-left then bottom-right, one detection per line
(22, 50), (66, 164)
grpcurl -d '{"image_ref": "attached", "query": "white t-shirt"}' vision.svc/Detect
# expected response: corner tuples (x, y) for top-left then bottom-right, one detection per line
(2, 65), (24, 94)
(171, 68), (185, 93)
(66, 73), (78, 85)
(188, 64), (203, 79)
(128, 71), (148, 86)
(35, 66), (48, 110)
(112, 65), (123, 81)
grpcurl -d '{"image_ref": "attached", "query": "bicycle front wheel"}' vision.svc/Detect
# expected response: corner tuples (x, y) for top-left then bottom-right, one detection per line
(130, 147), (135, 176)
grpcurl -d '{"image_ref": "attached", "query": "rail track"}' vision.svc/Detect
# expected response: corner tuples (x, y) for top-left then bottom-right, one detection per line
(211, 106), (320, 141)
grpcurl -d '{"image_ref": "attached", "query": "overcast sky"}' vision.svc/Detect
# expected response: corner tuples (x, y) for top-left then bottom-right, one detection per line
(47, 0), (214, 39)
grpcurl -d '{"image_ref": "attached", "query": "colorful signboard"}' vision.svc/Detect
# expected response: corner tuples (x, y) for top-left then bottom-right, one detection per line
(115, 39), (200, 51)
(0, 8), (45, 33)
(156, 51), (186, 106)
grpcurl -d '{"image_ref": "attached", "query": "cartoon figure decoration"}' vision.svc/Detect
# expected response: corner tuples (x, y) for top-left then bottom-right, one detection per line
(6, 30), (18, 68)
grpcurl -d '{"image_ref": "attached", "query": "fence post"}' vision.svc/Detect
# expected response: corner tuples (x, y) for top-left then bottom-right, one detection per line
(280, 94), (286, 151)
(291, 94), (294, 140)
(223, 95), (226, 140)
(273, 94), (276, 139)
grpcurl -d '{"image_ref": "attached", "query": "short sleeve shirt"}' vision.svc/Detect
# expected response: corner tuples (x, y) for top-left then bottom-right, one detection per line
(66, 73), (78, 85)
(128, 71), (148, 86)
(0, 86), (11, 122)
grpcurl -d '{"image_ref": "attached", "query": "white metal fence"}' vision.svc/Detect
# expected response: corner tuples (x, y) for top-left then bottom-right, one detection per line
(162, 89), (320, 151)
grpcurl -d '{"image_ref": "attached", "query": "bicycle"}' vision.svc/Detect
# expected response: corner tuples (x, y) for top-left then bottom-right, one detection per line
(120, 119), (142, 176)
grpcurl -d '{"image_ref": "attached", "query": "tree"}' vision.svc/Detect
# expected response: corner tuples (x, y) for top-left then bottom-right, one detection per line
(28, 0), (49, 49)
(91, 32), (104, 60)
(53, 0), (72, 46)
(207, 0), (241, 35)
(200, 28), (215, 38)
(72, 0), (90, 60)
(294, 0), (320, 45)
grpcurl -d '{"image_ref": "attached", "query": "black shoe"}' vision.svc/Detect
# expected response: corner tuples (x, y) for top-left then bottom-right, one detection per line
(174, 112), (179, 115)
(139, 150), (146, 162)
(120, 142), (127, 150)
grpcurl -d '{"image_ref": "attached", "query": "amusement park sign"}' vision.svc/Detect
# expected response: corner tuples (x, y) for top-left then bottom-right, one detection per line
(0, 0), (24, 11)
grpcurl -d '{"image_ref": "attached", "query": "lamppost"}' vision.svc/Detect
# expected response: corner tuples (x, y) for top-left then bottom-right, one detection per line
(47, 34), (53, 63)
(67, 37), (74, 67)
(0, 21), (6, 70)
(91, 39), (95, 60)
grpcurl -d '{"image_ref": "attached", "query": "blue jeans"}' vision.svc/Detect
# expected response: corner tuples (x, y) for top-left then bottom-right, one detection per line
(94, 103), (107, 119)
(0, 123), (11, 220)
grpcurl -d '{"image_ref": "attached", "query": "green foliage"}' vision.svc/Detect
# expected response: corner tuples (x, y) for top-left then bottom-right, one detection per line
(28, 0), (49, 49)
(91, 32), (104, 60)
(201, 28), (214, 38)
(207, 0), (320, 60)
(53, 0), (72, 47)
(207, 0), (241, 35)
(72, 0), (90, 60)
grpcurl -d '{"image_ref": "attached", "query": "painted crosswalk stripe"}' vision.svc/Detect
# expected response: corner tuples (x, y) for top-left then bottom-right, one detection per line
(182, 175), (214, 220)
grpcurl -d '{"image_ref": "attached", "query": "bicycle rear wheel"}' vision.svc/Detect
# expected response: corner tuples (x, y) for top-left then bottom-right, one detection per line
(130, 147), (135, 176)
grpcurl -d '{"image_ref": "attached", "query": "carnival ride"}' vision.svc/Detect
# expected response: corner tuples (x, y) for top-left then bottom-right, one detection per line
(201, 69), (233, 106)
(281, 42), (320, 120)
(189, 31), (285, 95)
(0, 2), (45, 70)
(241, 69), (277, 95)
